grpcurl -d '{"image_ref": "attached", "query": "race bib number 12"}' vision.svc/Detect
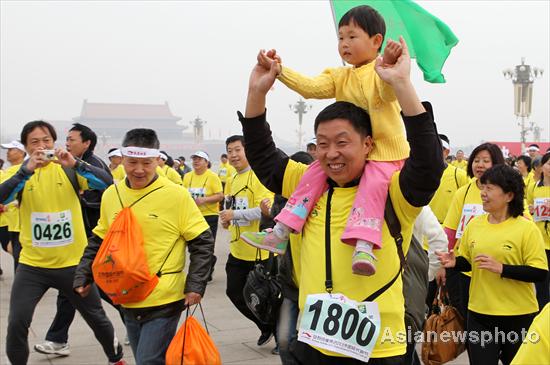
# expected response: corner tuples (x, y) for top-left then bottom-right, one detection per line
(533, 198), (550, 222)
(298, 293), (381, 362)
(31, 210), (73, 247)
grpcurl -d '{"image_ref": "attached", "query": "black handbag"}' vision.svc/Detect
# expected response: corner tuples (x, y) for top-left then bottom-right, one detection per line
(242, 251), (282, 325)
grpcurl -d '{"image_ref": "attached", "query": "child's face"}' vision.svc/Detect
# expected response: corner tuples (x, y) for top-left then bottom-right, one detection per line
(338, 21), (382, 67)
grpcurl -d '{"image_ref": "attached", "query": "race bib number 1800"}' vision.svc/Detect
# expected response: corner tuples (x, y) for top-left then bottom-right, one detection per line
(31, 210), (73, 247)
(298, 293), (381, 362)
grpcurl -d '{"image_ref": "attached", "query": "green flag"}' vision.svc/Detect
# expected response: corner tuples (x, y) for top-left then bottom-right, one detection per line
(331, 0), (458, 83)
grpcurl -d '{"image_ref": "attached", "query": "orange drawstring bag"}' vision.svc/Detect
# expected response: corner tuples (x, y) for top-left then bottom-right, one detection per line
(166, 304), (222, 365)
(92, 186), (163, 305)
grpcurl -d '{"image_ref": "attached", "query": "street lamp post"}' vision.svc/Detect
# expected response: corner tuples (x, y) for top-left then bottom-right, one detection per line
(289, 98), (312, 150)
(503, 58), (544, 153)
(189, 116), (207, 145)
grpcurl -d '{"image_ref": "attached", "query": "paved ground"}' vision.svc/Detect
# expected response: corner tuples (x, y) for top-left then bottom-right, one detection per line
(0, 226), (469, 364)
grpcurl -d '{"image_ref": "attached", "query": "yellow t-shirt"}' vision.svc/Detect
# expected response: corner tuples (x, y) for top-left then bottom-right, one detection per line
(157, 165), (182, 185)
(429, 164), (469, 224)
(0, 164), (22, 232)
(290, 233), (302, 288)
(18, 162), (89, 268)
(182, 169), (223, 217)
(283, 160), (420, 358)
(218, 162), (236, 184)
(451, 159), (467, 170)
(110, 164), (126, 183)
(523, 173), (535, 188)
(526, 183), (550, 250)
(458, 214), (547, 315)
(278, 63), (408, 162)
(225, 168), (273, 261)
(511, 303), (550, 365)
(93, 176), (209, 308)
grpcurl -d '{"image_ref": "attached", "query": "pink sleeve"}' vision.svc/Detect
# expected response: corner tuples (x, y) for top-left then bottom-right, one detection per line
(444, 227), (457, 250)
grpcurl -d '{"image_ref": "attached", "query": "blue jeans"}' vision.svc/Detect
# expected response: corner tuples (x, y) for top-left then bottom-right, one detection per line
(124, 312), (181, 365)
(277, 297), (299, 365)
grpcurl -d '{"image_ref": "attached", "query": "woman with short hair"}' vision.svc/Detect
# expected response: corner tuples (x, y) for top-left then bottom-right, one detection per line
(438, 164), (548, 365)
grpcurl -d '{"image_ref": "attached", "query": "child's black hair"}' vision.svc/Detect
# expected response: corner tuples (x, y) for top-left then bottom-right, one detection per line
(338, 5), (386, 51)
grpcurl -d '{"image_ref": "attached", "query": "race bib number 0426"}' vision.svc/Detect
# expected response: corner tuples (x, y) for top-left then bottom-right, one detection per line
(298, 293), (381, 362)
(31, 210), (73, 247)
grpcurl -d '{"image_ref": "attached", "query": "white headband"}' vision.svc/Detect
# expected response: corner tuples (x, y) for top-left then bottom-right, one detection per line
(159, 152), (168, 161)
(441, 140), (450, 150)
(107, 149), (122, 158)
(121, 147), (160, 158)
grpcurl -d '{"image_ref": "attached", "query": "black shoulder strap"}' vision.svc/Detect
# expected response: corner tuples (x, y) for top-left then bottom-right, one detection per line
(462, 181), (474, 206)
(62, 166), (80, 198)
(364, 194), (406, 302)
(324, 186), (335, 293)
(454, 166), (459, 190)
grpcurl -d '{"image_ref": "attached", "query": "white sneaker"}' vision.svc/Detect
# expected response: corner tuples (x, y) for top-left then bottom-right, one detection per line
(34, 341), (70, 356)
(124, 334), (130, 346)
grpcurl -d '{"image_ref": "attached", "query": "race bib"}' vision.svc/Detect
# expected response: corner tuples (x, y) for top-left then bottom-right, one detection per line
(298, 293), (381, 362)
(456, 203), (484, 238)
(188, 187), (206, 200)
(31, 210), (74, 247)
(234, 196), (250, 226)
(533, 198), (550, 222)
(219, 168), (227, 177)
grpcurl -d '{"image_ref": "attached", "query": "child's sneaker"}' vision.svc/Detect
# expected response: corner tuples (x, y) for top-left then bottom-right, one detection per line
(352, 251), (377, 276)
(241, 229), (288, 254)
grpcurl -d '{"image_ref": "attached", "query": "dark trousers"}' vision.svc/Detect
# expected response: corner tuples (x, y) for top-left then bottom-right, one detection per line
(6, 264), (122, 364)
(0, 226), (9, 251)
(291, 342), (406, 365)
(425, 279), (438, 309)
(535, 249), (550, 310)
(10, 231), (21, 273)
(46, 287), (125, 343)
(204, 215), (218, 278)
(225, 254), (273, 334)
(467, 310), (536, 365)
(445, 269), (470, 322)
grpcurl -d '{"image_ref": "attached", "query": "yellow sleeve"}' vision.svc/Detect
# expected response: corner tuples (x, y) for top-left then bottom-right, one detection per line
(511, 304), (550, 365)
(457, 169), (469, 187)
(444, 187), (465, 230)
(281, 160), (309, 199)
(526, 183), (536, 205)
(373, 72), (397, 103)
(168, 168), (182, 185)
(278, 66), (336, 99)
(224, 174), (232, 196)
(252, 175), (274, 207)
(208, 172), (223, 194)
(179, 188), (210, 241)
(76, 174), (89, 191)
(521, 223), (548, 270)
(182, 173), (190, 189)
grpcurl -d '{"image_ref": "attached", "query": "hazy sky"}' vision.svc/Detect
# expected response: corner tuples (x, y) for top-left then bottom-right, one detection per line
(1, 0), (549, 150)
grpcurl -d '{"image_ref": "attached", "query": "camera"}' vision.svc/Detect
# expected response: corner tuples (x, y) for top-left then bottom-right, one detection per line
(42, 150), (56, 160)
